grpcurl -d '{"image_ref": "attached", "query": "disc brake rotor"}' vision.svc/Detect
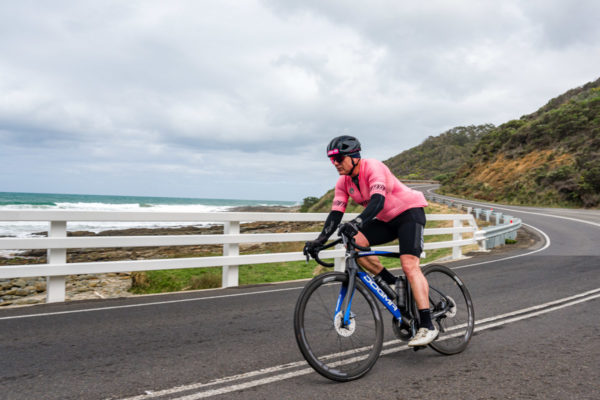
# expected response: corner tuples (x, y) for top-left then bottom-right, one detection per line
(334, 311), (356, 337)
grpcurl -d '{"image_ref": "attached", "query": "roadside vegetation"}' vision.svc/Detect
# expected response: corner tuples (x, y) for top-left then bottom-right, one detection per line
(440, 78), (600, 208)
(383, 124), (494, 181)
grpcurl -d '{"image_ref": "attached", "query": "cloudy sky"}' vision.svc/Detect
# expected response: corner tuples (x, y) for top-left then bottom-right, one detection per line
(1, 1), (599, 202)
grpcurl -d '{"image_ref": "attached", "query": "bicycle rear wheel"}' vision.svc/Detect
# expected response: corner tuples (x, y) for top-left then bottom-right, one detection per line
(294, 272), (384, 381)
(423, 264), (475, 355)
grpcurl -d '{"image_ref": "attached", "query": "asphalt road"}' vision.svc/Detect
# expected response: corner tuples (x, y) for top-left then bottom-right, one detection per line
(1, 188), (599, 400)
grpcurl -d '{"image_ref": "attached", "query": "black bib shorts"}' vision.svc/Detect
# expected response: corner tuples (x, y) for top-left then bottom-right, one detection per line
(360, 207), (426, 257)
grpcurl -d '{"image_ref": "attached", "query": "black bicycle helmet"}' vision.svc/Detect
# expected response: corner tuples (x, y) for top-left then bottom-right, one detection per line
(327, 136), (361, 157)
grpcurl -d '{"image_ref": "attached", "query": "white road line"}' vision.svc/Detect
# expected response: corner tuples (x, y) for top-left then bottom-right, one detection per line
(475, 292), (600, 332)
(116, 361), (311, 400)
(451, 223), (551, 270)
(0, 286), (302, 321)
(503, 209), (600, 228)
(426, 189), (600, 228)
(116, 288), (600, 400)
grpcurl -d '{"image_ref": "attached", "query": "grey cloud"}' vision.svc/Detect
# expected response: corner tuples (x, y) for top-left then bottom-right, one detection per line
(520, 0), (600, 49)
(1, 1), (598, 200)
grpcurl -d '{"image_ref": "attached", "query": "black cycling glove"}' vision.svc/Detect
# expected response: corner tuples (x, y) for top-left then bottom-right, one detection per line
(303, 236), (327, 258)
(338, 218), (362, 238)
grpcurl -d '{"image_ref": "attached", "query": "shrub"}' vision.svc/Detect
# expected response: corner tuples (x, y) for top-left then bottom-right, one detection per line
(300, 196), (320, 212)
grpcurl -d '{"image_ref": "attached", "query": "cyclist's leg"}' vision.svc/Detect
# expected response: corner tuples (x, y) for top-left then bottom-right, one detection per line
(353, 232), (383, 274)
(395, 208), (428, 309)
(400, 254), (429, 310)
(395, 208), (439, 345)
(354, 219), (396, 275)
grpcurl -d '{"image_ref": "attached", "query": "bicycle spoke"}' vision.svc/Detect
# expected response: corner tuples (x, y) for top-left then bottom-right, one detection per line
(423, 264), (474, 355)
(294, 272), (384, 381)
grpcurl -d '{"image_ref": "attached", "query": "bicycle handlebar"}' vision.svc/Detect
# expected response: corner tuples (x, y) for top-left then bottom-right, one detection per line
(308, 233), (371, 268)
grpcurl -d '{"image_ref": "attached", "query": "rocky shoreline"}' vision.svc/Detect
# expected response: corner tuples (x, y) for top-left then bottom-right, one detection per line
(0, 273), (135, 306)
(0, 205), (320, 307)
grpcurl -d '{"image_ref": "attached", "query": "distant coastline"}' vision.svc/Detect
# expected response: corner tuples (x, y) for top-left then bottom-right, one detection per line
(0, 191), (298, 209)
(0, 191), (299, 244)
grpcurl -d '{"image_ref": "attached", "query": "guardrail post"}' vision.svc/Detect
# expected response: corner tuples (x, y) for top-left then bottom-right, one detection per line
(485, 210), (491, 222)
(47, 221), (67, 303)
(222, 221), (240, 287)
(504, 215), (516, 241)
(495, 212), (503, 225)
(452, 218), (462, 259)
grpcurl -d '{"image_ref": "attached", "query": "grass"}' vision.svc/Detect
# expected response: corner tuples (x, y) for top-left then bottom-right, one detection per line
(130, 203), (473, 294)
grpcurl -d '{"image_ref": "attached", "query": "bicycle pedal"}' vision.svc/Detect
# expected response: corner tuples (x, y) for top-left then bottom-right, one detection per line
(412, 345), (427, 352)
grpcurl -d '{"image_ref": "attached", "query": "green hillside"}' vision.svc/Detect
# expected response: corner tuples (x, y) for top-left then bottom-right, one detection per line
(440, 77), (600, 208)
(302, 125), (490, 213)
(301, 189), (363, 213)
(303, 77), (600, 211)
(383, 124), (494, 180)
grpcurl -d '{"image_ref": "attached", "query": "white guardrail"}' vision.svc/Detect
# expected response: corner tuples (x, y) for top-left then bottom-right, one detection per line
(0, 210), (486, 303)
(425, 194), (522, 250)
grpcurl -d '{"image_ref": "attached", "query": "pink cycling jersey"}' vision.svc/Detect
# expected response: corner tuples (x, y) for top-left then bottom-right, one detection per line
(331, 158), (428, 222)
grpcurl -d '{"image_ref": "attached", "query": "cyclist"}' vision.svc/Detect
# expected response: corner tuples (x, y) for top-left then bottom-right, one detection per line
(304, 135), (438, 346)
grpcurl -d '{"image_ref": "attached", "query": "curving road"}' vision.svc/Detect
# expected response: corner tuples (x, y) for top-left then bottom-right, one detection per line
(1, 187), (599, 400)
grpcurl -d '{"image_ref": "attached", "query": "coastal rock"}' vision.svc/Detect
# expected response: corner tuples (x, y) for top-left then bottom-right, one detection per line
(16, 288), (33, 296)
(13, 279), (27, 288)
(13, 297), (40, 305)
(0, 273), (134, 305)
(2, 288), (18, 296)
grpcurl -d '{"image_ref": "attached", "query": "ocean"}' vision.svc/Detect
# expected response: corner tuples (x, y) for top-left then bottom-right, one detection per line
(0, 191), (298, 240)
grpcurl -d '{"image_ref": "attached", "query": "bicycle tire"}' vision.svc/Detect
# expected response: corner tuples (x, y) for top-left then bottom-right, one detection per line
(423, 264), (475, 355)
(294, 271), (384, 381)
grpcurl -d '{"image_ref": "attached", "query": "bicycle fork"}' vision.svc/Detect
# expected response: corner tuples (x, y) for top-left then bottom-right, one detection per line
(335, 270), (403, 328)
(335, 269), (355, 328)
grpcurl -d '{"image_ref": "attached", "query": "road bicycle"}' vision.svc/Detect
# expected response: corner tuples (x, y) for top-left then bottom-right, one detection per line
(294, 232), (475, 381)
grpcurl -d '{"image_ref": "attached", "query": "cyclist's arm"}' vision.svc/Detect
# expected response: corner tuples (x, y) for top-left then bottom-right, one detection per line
(354, 159), (388, 226)
(316, 210), (344, 242)
(355, 193), (385, 226)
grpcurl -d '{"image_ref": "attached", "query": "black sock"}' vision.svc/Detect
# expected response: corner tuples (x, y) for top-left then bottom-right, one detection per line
(376, 268), (396, 285)
(418, 309), (435, 330)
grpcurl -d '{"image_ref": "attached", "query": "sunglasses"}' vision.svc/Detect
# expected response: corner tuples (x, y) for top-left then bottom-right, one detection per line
(330, 154), (345, 164)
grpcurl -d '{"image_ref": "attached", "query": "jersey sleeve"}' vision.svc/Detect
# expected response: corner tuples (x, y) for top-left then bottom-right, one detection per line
(365, 160), (388, 197)
(331, 177), (349, 213)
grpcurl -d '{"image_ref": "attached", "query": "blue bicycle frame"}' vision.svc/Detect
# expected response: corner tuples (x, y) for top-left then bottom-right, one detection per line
(334, 250), (403, 327)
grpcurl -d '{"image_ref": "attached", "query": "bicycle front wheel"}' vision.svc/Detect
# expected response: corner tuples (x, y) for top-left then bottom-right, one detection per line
(423, 264), (475, 355)
(294, 272), (384, 381)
